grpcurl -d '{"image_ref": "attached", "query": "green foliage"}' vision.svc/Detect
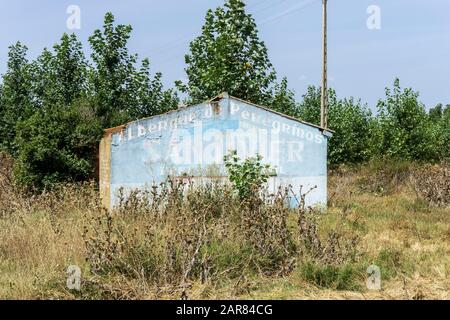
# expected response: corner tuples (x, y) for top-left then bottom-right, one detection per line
(429, 104), (444, 123)
(14, 101), (103, 190)
(177, 0), (299, 115)
(30, 34), (88, 108)
(428, 104), (450, 160)
(373, 79), (442, 161)
(11, 34), (100, 190)
(268, 77), (298, 117)
(0, 42), (34, 155)
(88, 12), (138, 127)
(224, 151), (274, 199)
(129, 58), (179, 119)
(295, 86), (322, 124)
(299, 261), (361, 291)
(89, 12), (178, 128)
(0, 13), (179, 190)
(176, 0), (277, 105)
(297, 87), (373, 164)
(329, 98), (374, 164)
(297, 80), (448, 164)
(0, 7), (448, 190)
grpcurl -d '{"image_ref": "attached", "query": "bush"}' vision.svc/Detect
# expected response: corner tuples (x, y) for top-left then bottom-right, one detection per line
(410, 164), (450, 207)
(81, 175), (362, 298)
(14, 101), (103, 190)
(328, 97), (374, 164)
(297, 87), (374, 165)
(223, 150), (275, 200)
(357, 158), (413, 195)
(297, 81), (447, 165)
(83, 179), (295, 298)
(373, 79), (441, 161)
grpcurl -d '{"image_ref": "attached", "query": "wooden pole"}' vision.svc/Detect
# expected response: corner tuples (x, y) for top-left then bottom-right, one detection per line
(321, 0), (328, 129)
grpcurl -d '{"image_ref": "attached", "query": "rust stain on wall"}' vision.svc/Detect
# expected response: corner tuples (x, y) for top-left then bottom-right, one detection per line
(212, 101), (221, 115)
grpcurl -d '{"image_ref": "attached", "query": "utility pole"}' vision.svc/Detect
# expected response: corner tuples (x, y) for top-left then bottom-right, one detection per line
(320, 0), (328, 129)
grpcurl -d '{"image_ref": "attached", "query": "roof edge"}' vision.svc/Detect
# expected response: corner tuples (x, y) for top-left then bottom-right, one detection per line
(227, 94), (334, 134)
(102, 94), (229, 134)
(104, 124), (125, 135)
(102, 92), (334, 135)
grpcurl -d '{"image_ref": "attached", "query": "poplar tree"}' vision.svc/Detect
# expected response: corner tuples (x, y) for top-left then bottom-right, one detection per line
(89, 13), (178, 127)
(0, 42), (33, 155)
(177, 0), (277, 105)
(14, 34), (101, 190)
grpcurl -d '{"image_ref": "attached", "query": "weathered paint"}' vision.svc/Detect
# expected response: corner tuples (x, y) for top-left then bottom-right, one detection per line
(99, 132), (111, 209)
(100, 94), (332, 210)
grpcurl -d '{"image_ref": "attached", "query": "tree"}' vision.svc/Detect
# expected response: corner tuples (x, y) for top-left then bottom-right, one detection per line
(129, 58), (179, 119)
(297, 86), (373, 164)
(442, 105), (450, 159)
(429, 103), (450, 160)
(328, 97), (374, 164)
(374, 79), (439, 161)
(88, 12), (138, 127)
(444, 104), (450, 119)
(13, 35), (102, 190)
(11, 14), (180, 189)
(269, 77), (298, 117)
(0, 42), (33, 155)
(429, 103), (443, 123)
(89, 13), (178, 127)
(30, 33), (88, 108)
(297, 86), (329, 125)
(176, 0), (277, 105)
(49, 33), (88, 106)
(14, 100), (103, 190)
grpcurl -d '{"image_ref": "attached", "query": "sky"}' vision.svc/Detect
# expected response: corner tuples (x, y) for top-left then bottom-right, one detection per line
(0, 0), (449, 110)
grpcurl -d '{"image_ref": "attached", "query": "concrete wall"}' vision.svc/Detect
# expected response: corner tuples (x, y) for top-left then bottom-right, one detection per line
(100, 96), (330, 210)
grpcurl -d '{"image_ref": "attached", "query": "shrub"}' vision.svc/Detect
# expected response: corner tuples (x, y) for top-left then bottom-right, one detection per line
(297, 87), (374, 165)
(357, 158), (413, 195)
(295, 183), (360, 264)
(83, 179), (296, 298)
(223, 150), (275, 200)
(14, 101), (103, 190)
(410, 163), (450, 207)
(373, 79), (441, 161)
(81, 174), (364, 298)
(328, 98), (374, 164)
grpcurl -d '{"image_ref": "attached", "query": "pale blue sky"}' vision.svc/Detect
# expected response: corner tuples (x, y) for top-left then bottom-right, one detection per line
(0, 0), (449, 110)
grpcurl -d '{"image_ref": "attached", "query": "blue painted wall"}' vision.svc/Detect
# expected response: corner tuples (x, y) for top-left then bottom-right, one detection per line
(107, 96), (330, 208)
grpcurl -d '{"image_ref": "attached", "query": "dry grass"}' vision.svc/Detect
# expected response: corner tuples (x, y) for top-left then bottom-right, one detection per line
(0, 158), (448, 300)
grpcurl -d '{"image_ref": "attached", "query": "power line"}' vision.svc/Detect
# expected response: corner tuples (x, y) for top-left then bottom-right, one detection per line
(147, 0), (297, 60)
(259, 0), (319, 26)
(252, 0), (292, 16)
(151, 0), (320, 69)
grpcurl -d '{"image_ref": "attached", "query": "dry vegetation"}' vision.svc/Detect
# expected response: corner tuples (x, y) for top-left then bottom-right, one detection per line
(0, 156), (448, 300)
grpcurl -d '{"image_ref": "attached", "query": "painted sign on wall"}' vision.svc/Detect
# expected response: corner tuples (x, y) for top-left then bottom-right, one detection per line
(100, 95), (331, 209)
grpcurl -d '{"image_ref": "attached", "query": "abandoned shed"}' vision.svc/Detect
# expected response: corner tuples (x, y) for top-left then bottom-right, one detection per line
(99, 93), (333, 210)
